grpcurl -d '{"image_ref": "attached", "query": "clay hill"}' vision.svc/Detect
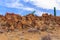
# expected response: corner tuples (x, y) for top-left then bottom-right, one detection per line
(0, 13), (60, 40)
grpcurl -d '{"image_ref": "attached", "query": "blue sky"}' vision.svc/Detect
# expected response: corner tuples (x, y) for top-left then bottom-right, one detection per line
(0, 0), (60, 16)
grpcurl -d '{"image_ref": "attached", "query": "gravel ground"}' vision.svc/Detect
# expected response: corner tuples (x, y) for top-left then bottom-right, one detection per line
(0, 29), (60, 40)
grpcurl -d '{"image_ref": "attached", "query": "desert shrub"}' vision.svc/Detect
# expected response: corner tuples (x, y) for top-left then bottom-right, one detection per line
(41, 35), (51, 40)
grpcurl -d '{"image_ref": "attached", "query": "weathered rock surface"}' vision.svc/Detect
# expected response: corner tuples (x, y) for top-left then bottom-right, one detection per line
(0, 13), (60, 40)
(0, 13), (60, 32)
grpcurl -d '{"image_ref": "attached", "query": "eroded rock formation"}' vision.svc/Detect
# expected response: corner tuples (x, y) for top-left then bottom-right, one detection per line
(0, 13), (60, 33)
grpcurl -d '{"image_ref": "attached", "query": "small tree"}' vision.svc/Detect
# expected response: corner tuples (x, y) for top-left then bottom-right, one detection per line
(31, 11), (35, 15)
(54, 7), (56, 16)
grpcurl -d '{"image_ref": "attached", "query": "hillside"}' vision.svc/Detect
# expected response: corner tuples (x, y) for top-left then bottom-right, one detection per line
(0, 13), (60, 40)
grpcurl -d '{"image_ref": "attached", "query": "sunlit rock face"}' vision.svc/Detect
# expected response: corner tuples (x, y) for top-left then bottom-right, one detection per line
(0, 12), (60, 32)
(0, 13), (60, 40)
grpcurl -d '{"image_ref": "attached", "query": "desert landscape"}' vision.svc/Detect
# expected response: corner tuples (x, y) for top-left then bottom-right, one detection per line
(0, 13), (60, 40)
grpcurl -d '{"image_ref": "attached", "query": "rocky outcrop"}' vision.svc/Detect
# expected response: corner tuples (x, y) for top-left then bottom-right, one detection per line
(0, 13), (60, 33)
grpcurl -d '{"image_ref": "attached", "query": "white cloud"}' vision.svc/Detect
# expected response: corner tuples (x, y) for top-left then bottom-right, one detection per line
(35, 10), (52, 16)
(23, 0), (29, 2)
(57, 0), (60, 3)
(1, 0), (57, 16)
(0, 0), (35, 11)
(21, 7), (35, 11)
(1, 0), (60, 10)
(24, 0), (60, 10)
(34, 10), (43, 16)
(4, 0), (24, 8)
(5, 3), (23, 8)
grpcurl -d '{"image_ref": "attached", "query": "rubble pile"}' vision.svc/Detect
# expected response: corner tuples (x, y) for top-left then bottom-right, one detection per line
(0, 13), (60, 33)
